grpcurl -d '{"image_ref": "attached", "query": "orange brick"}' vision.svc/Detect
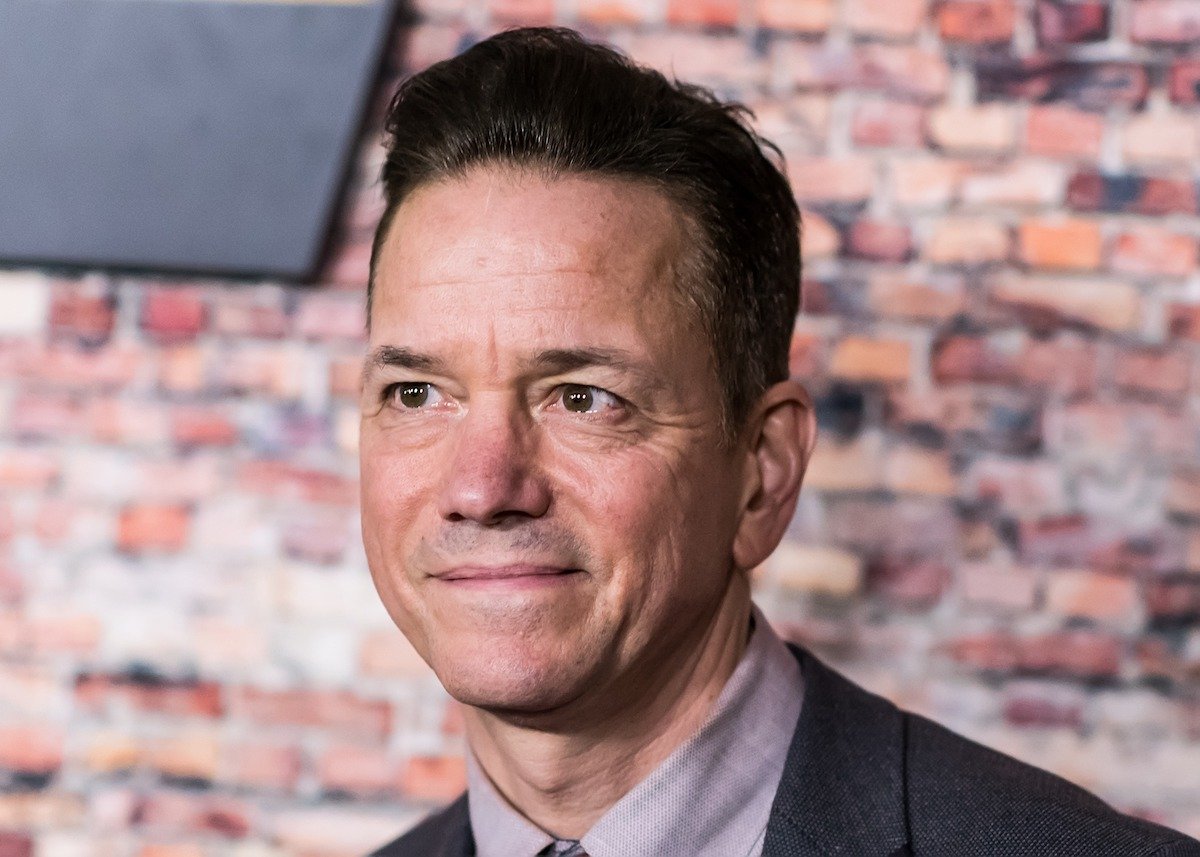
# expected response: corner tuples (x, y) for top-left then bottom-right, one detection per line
(788, 156), (874, 204)
(0, 725), (63, 775)
(668, 0), (738, 26)
(146, 732), (220, 782)
(846, 0), (928, 38)
(577, 0), (651, 25)
(924, 218), (1010, 265)
(400, 754), (468, 802)
(1018, 219), (1103, 270)
(830, 336), (912, 383)
(992, 276), (1140, 333)
(170, 407), (238, 448)
(1026, 105), (1104, 160)
(487, 0), (554, 24)
(1110, 227), (1198, 278)
(319, 742), (398, 797)
(800, 211), (840, 261)
(116, 504), (190, 554)
(84, 731), (141, 773)
(938, 0), (1016, 43)
(804, 436), (883, 492)
(757, 0), (834, 32)
(927, 103), (1017, 155)
(883, 445), (956, 496)
(1045, 570), (1138, 624)
(867, 275), (966, 321)
(890, 158), (966, 209)
(852, 100), (926, 148)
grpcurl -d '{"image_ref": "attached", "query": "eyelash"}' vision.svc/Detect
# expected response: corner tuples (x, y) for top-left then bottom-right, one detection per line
(380, 382), (625, 415)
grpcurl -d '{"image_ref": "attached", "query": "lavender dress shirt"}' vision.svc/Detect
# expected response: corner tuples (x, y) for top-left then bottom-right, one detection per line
(466, 604), (805, 857)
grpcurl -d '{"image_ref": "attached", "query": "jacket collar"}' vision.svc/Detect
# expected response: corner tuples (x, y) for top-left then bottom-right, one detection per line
(762, 644), (911, 857)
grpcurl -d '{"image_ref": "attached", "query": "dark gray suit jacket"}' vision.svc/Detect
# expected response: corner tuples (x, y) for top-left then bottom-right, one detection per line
(370, 644), (1200, 856)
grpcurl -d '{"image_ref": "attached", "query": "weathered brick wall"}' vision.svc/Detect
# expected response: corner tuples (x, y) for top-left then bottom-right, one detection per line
(3, 0), (1200, 852)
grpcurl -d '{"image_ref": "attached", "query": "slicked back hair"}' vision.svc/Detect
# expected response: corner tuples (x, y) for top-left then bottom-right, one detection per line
(369, 27), (801, 445)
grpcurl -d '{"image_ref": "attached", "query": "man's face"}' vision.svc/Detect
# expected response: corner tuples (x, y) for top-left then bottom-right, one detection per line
(360, 168), (751, 716)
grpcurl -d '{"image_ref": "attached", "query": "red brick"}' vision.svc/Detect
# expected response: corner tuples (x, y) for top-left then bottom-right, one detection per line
(1067, 171), (1198, 216)
(48, 281), (115, 345)
(0, 725), (63, 775)
(140, 289), (207, 342)
(964, 457), (1068, 516)
(830, 336), (912, 383)
(1020, 631), (1123, 679)
(846, 220), (912, 262)
(577, 0), (652, 25)
(1036, 0), (1108, 44)
(1168, 304), (1200, 342)
(924, 218), (1010, 265)
(846, 0), (927, 38)
(992, 276), (1140, 333)
(1016, 337), (1099, 396)
(231, 687), (392, 739)
(668, 0), (738, 26)
(927, 103), (1017, 155)
(88, 397), (168, 447)
(139, 846), (204, 857)
(800, 211), (840, 261)
(959, 561), (1039, 610)
(1025, 105), (1104, 160)
(788, 330), (824, 378)
(75, 674), (224, 718)
(487, 0), (554, 25)
(0, 834), (32, 857)
(399, 755), (468, 802)
(116, 504), (190, 554)
(1129, 0), (1200, 45)
(236, 461), (357, 506)
(137, 792), (252, 839)
(980, 59), (1149, 111)
(330, 354), (364, 399)
(26, 613), (101, 656)
(937, 0), (1017, 43)
(1003, 684), (1084, 729)
(15, 342), (142, 391)
(10, 392), (83, 440)
(931, 333), (1016, 385)
(170, 407), (238, 448)
(221, 742), (303, 792)
(788, 156), (874, 204)
(757, 0), (834, 32)
(318, 742), (398, 797)
(1169, 59), (1200, 105)
(1018, 218), (1102, 270)
(158, 343), (208, 394)
(1166, 470), (1200, 519)
(851, 100), (925, 148)
(1145, 578), (1200, 624)
(1111, 227), (1198, 278)
(777, 43), (949, 102)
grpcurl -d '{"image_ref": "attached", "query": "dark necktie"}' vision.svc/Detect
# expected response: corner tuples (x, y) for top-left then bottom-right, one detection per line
(538, 840), (586, 857)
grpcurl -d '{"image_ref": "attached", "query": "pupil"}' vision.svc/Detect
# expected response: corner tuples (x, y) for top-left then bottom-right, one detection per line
(564, 386), (593, 412)
(399, 384), (428, 408)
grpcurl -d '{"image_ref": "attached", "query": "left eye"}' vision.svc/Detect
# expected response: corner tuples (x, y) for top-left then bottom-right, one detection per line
(558, 384), (621, 414)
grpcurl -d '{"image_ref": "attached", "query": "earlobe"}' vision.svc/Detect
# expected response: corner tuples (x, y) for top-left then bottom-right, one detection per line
(731, 380), (816, 571)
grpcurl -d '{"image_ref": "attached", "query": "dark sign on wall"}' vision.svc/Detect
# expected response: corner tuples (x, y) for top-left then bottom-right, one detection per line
(0, 0), (397, 280)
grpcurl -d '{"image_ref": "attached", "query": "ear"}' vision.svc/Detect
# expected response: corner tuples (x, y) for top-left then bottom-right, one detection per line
(731, 379), (817, 571)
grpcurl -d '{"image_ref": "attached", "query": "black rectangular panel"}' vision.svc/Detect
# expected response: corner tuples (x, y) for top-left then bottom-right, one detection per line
(0, 0), (395, 279)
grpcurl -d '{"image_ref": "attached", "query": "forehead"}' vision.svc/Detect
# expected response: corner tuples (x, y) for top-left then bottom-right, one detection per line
(369, 168), (707, 370)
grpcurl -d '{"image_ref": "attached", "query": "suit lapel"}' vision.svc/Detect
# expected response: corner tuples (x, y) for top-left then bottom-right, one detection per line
(762, 645), (911, 857)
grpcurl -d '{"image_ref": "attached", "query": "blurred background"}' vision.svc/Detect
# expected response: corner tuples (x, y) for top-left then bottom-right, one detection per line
(3, 0), (1200, 853)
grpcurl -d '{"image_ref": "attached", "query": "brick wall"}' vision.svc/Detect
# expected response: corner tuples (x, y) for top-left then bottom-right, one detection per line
(3, 0), (1200, 852)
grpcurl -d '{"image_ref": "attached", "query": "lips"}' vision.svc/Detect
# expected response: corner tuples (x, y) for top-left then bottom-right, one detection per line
(436, 564), (577, 581)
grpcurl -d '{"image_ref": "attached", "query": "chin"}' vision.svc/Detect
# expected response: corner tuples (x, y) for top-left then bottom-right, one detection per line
(430, 640), (592, 715)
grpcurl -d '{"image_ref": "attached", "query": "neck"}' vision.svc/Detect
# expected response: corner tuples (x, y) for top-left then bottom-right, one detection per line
(463, 574), (753, 839)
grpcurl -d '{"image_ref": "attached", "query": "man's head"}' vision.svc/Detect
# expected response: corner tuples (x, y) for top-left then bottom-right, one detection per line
(366, 27), (801, 443)
(359, 28), (813, 723)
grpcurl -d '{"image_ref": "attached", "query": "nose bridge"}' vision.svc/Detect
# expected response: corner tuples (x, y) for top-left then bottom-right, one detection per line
(437, 392), (547, 524)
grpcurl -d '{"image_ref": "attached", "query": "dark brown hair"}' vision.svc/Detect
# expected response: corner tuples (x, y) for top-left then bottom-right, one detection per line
(369, 27), (800, 442)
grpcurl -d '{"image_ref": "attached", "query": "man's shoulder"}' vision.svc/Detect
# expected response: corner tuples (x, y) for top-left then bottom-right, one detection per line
(902, 706), (1197, 856)
(367, 793), (471, 857)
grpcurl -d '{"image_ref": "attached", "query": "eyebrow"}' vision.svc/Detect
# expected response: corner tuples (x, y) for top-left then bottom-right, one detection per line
(361, 345), (663, 392)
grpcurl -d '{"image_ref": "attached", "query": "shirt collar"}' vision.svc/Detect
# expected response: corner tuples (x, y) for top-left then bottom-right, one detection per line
(467, 602), (805, 857)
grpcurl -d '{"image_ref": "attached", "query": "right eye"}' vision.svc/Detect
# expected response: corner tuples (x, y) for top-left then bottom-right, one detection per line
(385, 382), (445, 409)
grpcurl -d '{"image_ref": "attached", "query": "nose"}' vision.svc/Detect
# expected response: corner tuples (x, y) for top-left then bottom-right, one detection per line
(435, 398), (551, 525)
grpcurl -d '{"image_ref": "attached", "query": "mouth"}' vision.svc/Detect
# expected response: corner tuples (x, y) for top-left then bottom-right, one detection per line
(433, 564), (583, 588)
